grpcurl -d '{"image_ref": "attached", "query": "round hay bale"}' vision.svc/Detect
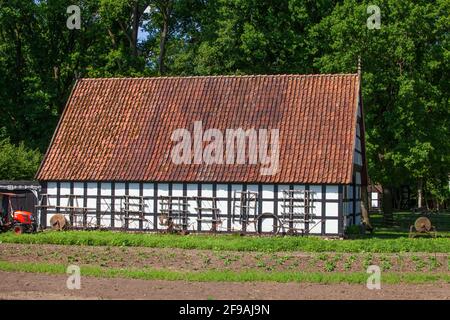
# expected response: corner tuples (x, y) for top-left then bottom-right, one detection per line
(50, 214), (68, 231)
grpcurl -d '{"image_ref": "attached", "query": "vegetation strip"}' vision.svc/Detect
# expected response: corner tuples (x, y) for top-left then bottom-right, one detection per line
(1, 231), (449, 253)
(0, 260), (449, 284)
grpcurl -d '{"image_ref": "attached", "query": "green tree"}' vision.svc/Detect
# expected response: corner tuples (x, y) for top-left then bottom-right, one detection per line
(0, 134), (41, 180)
(309, 0), (450, 221)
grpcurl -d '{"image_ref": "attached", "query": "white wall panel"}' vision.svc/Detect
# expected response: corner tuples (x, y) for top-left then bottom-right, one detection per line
(100, 198), (112, 212)
(60, 182), (70, 207)
(100, 216), (112, 228)
(216, 184), (228, 198)
(260, 216), (275, 232)
(310, 185), (322, 200)
(87, 183), (97, 196)
(157, 183), (169, 196)
(86, 213), (97, 227)
(47, 182), (57, 195)
(262, 185), (274, 199)
(143, 183), (154, 197)
(262, 200), (274, 214)
(172, 183), (183, 197)
(128, 220), (139, 229)
(292, 222), (305, 233)
(217, 200), (228, 231)
(231, 184), (243, 195)
(187, 199), (197, 215)
(325, 220), (338, 234)
(101, 183), (112, 196)
(278, 185), (289, 199)
(309, 221), (322, 234)
(277, 201), (284, 218)
(230, 220), (242, 232)
(186, 184), (198, 197)
(326, 185), (339, 200)
(143, 199), (154, 213)
(313, 202), (322, 217)
(325, 202), (339, 217)
(129, 183), (140, 196)
(202, 184), (213, 197)
(114, 217), (123, 228)
(87, 198), (96, 210)
(74, 183), (84, 196)
(246, 221), (256, 233)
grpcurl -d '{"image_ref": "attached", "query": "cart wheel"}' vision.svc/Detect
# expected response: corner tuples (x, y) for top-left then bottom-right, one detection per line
(14, 225), (24, 235)
(256, 213), (281, 235)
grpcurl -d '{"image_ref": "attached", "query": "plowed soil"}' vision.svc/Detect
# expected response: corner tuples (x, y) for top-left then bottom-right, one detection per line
(0, 243), (449, 300)
(0, 271), (449, 300)
(0, 243), (448, 273)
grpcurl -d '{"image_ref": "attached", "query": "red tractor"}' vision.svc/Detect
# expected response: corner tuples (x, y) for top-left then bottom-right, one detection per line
(0, 192), (37, 234)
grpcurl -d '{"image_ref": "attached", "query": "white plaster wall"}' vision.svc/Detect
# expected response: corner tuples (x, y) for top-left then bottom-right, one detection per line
(262, 185), (274, 199)
(325, 185), (339, 200)
(325, 202), (338, 217)
(74, 183), (84, 196)
(310, 185), (322, 200)
(217, 200), (228, 231)
(172, 184), (183, 197)
(42, 181), (346, 235)
(201, 184), (213, 197)
(216, 184), (228, 198)
(129, 183), (140, 196)
(309, 221), (322, 234)
(325, 220), (339, 234)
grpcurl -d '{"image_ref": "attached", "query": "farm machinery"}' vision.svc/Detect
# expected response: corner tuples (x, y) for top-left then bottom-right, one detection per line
(0, 192), (38, 234)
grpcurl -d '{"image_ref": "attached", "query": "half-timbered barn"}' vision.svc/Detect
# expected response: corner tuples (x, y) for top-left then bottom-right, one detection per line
(36, 74), (367, 236)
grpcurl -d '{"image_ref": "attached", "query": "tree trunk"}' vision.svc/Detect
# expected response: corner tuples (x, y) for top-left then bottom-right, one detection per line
(417, 178), (423, 208)
(158, 11), (169, 75)
(360, 185), (373, 230)
(131, 1), (140, 57)
(382, 185), (394, 226)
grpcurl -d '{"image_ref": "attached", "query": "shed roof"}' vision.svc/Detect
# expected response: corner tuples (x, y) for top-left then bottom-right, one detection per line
(36, 74), (361, 184)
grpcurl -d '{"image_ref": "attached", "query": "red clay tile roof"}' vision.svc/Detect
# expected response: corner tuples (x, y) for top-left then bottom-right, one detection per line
(36, 74), (361, 184)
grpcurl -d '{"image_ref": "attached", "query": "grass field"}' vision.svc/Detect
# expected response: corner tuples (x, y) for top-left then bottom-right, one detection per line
(0, 211), (449, 291)
(0, 212), (449, 253)
(1, 260), (449, 284)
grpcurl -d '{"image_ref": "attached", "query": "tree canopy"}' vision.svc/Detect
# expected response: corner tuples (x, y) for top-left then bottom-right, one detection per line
(0, 0), (448, 206)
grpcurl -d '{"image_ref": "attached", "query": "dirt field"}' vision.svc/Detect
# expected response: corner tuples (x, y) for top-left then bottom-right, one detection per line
(1, 243), (449, 300)
(1, 243), (448, 273)
(0, 271), (449, 300)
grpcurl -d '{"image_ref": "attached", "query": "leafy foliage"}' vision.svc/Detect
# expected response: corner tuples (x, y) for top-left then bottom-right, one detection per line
(0, 0), (448, 205)
(0, 134), (41, 180)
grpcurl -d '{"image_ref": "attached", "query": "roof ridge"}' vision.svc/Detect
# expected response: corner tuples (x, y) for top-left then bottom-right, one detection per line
(79, 73), (358, 81)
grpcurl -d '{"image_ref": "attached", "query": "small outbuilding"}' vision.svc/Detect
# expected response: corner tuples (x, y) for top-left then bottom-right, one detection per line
(36, 74), (367, 236)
